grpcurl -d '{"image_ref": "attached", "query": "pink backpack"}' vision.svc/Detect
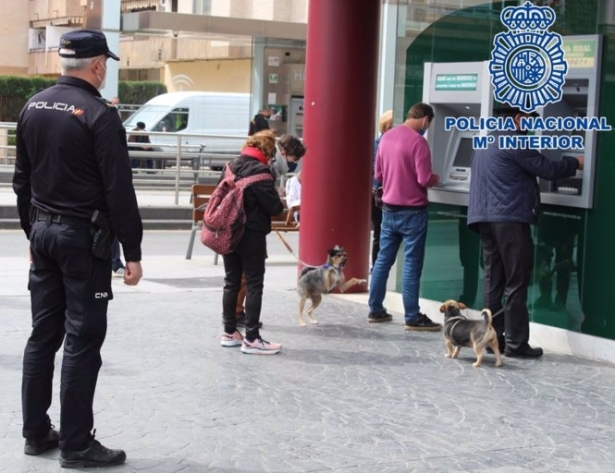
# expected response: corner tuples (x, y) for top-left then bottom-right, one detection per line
(200, 163), (273, 255)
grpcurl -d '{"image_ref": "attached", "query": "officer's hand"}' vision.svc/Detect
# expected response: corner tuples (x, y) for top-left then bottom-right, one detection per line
(576, 156), (584, 171)
(124, 261), (143, 286)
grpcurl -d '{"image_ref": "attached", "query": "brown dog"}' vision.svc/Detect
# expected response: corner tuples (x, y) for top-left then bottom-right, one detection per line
(440, 299), (502, 368)
(296, 246), (366, 327)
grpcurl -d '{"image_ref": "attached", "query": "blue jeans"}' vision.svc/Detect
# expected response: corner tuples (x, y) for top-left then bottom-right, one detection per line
(368, 207), (428, 323)
(111, 238), (124, 272)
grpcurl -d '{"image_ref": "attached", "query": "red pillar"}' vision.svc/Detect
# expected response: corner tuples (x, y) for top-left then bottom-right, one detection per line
(300, 0), (381, 291)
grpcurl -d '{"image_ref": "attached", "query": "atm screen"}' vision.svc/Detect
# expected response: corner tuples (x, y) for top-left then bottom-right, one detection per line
(452, 137), (474, 168)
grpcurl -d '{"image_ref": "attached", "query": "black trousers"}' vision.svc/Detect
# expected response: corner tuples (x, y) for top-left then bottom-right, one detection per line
(22, 219), (112, 451)
(478, 222), (534, 351)
(371, 200), (383, 266)
(222, 231), (267, 341)
(458, 218), (480, 307)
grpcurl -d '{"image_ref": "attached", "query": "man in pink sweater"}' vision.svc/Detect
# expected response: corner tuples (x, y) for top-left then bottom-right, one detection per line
(368, 103), (441, 331)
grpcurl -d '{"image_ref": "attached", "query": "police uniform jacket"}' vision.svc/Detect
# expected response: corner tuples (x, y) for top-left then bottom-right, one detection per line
(13, 76), (143, 261)
(467, 130), (579, 230)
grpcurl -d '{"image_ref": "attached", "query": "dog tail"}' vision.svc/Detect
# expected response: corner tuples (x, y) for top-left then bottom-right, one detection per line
(481, 308), (493, 328)
(478, 308), (496, 348)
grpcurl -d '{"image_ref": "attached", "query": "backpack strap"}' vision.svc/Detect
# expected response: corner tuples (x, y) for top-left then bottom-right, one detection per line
(222, 163), (236, 181)
(235, 172), (273, 189)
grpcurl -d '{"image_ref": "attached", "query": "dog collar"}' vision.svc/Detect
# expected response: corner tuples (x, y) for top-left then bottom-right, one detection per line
(323, 263), (342, 270)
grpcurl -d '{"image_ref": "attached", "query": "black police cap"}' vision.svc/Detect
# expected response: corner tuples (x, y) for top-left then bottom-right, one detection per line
(58, 29), (119, 61)
(493, 105), (539, 117)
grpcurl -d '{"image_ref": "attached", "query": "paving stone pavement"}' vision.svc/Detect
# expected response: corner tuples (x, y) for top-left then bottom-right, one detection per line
(1, 231), (615, 472)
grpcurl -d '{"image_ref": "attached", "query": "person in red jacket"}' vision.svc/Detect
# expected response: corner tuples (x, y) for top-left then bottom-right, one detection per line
(220, 130), (285, 354)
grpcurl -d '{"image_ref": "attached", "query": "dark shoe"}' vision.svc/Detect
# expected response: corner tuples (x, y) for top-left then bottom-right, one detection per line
(24, 428), (59, 455)
(405, 313), (442, 332)
(505, 344), (544, 358)
(368, 311), (393, 323)
(59, 439), (126, 469)
(236, 312), (263, 329)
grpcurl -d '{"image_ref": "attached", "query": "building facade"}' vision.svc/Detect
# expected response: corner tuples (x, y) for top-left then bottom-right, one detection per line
(1, 0), (306, 87)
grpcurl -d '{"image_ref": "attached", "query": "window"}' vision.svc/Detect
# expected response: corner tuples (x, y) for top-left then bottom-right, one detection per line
(193, 0), (212, 14)
(154, 108), (190, 132)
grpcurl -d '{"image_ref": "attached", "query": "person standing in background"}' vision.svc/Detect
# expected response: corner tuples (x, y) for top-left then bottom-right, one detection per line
(110, 96), (126, 277)
(285, 170), (302, 224)
(248, 107), (272, 136)
(468, 105), (583, 358)
(220, 130), (285, 354)
(371, 110), (393, 270)
(270, 134), (307, 187)
(368, 103), (441, 332)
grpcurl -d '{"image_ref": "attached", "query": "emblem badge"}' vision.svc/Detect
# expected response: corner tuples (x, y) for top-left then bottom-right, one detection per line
(489, 1), (568, 113)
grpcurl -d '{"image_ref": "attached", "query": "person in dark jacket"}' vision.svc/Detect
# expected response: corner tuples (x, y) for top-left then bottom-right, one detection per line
(248, 108), (272, 136)
(12, 29), (142, 467)
(467, 106), (583, 359)
(128, 121), (153, 169)
(220, 129), (285, 354)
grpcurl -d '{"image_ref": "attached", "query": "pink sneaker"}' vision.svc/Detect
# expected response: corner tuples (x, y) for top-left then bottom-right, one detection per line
(241, 337), (282, 355)
(221, 331), (243, 347)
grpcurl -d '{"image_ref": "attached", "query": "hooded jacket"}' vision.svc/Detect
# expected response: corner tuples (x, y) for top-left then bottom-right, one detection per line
(229, 155), (284, 234)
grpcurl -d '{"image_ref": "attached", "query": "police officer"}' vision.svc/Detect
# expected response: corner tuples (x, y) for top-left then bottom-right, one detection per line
(13, 30), (143, 468)
(467, 105), (583, 359)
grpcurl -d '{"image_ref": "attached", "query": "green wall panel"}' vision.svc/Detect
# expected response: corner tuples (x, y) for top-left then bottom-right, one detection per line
(400, 0), (615, 340)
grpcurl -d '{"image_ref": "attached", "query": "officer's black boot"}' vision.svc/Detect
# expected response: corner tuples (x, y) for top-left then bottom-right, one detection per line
(59, 438), (126, 469)
(24, 428), (59, 455)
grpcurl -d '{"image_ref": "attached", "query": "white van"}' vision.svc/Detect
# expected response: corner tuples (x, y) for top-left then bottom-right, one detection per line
(123, 91), (251, 161)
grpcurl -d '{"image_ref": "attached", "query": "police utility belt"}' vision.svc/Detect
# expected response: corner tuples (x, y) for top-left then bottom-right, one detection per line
(33, 208), (114, 260)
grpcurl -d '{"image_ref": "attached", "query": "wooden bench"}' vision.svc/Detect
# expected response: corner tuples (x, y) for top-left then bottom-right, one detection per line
(185, 184), (217, 260)
(185, 184), (300, 263)
(271, 205), (300, 255)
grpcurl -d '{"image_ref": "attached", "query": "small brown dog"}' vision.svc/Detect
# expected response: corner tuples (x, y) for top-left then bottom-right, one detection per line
(296, 246), (366, 327)
(440, 299), (502, 368)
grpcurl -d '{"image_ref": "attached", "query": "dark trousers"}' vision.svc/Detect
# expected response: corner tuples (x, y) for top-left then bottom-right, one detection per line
(458, 218), (480, 307)
(111, 238), (123, 272)
(371, 201), (383, 266)
(23, 220), (112, 451)
(222, 232), (267, 341)
(235, 272), (247, 315)
(479, 222), (533, 351)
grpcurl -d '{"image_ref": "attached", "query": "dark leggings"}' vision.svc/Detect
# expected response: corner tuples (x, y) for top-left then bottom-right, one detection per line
(222, 232), (267, 341)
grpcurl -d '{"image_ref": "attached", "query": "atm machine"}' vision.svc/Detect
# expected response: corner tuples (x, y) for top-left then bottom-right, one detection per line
(421, 34), (603, 210)
(537, 35), (603, 209)
(288, 96), (304, 138)
(422, 61), (493, 206)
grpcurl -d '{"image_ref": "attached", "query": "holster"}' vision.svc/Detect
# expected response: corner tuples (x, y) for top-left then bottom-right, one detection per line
(90, 210), (114, 260)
